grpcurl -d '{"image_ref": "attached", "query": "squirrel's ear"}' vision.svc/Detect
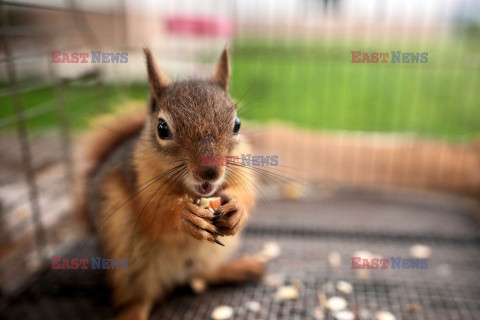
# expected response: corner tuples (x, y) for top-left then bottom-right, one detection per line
(143, 47), (170, 99)
(212, 46), (231, 91)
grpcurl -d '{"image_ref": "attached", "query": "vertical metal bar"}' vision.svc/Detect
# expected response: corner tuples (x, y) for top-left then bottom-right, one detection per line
(0, 3), (46, 258)
(47, 62), (73, 191)
(119, 0), (128, 47)
(66, 0), (107, 112)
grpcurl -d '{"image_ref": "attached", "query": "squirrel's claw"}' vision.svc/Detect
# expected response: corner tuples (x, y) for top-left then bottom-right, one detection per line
(212, 195), (246, 237)
(181, 202), (223, 244)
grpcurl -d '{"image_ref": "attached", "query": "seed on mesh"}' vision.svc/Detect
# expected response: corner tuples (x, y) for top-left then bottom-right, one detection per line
(328, 251), (342, 268)
(336, 281), (353, 294)
(189, 277), (206, 294)
(211, 306), (234, 320)
(264, 273), (285, 288)
(332, 310), (355, 320)
(318, 292), (327, 305)
(353, 250), (375, 260)
(353, 251), (374, 280)
(325, 297), (348, 311)
(376, 310), (396, 320)
(409, 244), (431, 259)
(245, 301), (261, 313)
(258, 241), (281, 261)
(356, 268), (370, 280)
(312, 307), (325, 319)
(274, 285), (299, 300)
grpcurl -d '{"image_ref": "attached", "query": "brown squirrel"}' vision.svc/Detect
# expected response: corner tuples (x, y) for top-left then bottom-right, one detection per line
(77, 47), (266, 320)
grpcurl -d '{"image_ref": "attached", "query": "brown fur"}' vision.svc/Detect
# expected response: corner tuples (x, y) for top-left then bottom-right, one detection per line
(144, 48), (170, 99)
(75, 104), (146, 231)
(77, 48), (263, 320)
(213, 46), (231, 91)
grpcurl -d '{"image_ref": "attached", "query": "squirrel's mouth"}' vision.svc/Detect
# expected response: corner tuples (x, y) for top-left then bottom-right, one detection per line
(194, 182), (215, 196)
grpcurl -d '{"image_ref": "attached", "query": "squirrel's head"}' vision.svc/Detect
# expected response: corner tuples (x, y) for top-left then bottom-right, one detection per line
(141, 47), (241, 197)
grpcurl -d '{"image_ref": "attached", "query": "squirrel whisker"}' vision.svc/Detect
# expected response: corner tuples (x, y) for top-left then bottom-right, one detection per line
(130, 165), (187, 245)
(101, 162), (188, 225)
(225, 166), (268, 205)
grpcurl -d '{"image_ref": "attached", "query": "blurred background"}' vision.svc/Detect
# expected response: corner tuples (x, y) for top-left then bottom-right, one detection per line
(0, 0), (479, 319)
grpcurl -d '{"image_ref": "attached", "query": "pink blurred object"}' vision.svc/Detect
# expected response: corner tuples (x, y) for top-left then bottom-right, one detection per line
(166, 15), (233, 37)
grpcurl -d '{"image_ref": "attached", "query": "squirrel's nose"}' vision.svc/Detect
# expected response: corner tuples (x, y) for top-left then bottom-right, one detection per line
(198, 166), (219, 182)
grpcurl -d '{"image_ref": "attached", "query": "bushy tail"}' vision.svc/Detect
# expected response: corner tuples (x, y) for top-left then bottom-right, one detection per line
(74, 101), (146, 232)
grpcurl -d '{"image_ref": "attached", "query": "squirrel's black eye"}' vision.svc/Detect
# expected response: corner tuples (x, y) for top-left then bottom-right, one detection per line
(233, 116), (241, 135)
(157, 118), (171, 140)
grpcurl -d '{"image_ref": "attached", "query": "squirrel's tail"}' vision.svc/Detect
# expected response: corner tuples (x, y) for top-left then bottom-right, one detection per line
(74, 101), (146, 232)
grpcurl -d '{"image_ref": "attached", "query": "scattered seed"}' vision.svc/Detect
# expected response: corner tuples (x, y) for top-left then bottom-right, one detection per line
(409, 244), (431, 259)
(264, 273), (284, 288)
(328, 251), (342, 268)
(245, 301), (261, 313)
(189, 277), (206, 294)
(336, 281), (353, 294)
(376, 310), (396, 320)
(332, 310), (355, 320)
(353, 250), (375, 260)
(258, 241), (281, 261)
(211, 306), (234, 320)
(312, 307), (325, 320)
(356, 268), (370, 280)
(325, 297), (348, 312)
(352, 250), (382, 280)
(318, 292), (327, 305)
(274, 285), (299, 300)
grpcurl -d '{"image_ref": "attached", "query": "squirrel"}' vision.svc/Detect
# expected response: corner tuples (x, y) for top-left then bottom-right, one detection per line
(76, 47), (266, 320)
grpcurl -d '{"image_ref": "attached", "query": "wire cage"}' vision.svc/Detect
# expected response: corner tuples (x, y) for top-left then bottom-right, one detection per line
(0, 0), (122, 294)
(0, 0), (479, 319)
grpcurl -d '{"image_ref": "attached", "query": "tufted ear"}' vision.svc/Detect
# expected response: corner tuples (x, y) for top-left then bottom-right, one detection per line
(212, 46), (231, 91)
(143, 47), (170, 100)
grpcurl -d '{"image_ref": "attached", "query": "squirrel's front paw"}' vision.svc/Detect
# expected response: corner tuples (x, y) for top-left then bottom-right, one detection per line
(213, 193), (247, 236)
(181, 202), (224, 245)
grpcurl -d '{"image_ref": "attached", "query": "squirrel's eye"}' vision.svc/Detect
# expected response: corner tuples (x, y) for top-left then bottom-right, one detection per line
(233, 116), (241, 135)
(157, 118), (171, 140)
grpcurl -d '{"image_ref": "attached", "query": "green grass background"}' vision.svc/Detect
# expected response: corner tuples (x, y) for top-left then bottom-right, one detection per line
(1, 39), (478, 142)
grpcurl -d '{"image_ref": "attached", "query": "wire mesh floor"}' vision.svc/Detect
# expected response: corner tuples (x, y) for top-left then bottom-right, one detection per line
(1, 188), (479, 320)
